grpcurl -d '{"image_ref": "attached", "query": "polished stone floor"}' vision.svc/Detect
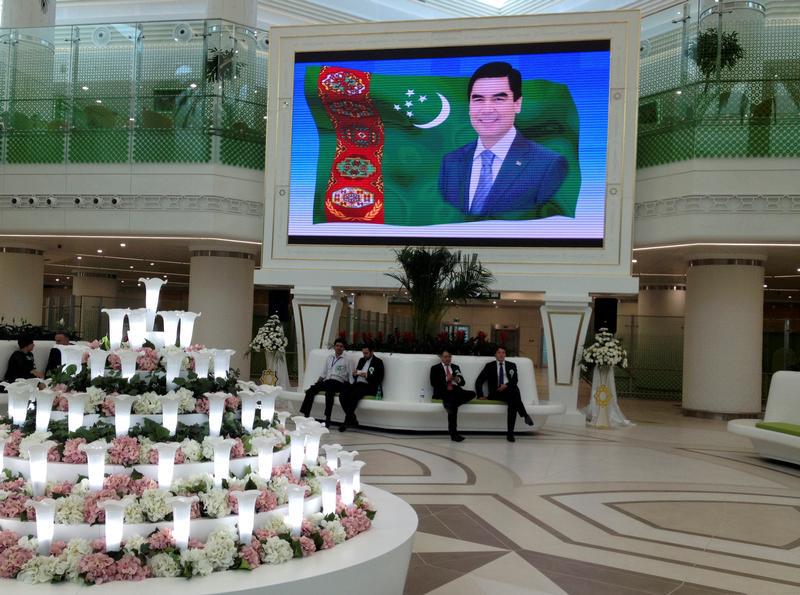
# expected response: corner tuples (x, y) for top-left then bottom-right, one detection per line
(327, 398), (800, 594)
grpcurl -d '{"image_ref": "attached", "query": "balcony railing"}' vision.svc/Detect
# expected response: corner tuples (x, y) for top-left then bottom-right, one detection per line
(0, 20), (268, 170)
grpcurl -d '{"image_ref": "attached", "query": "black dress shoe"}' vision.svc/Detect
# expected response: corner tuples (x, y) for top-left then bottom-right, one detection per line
(524, 415), (534, 426)
(324, 418), (331, 428)
(450, 433), (465, 442)
(506, 433), (516, 442)
(339, 423), (348, 432)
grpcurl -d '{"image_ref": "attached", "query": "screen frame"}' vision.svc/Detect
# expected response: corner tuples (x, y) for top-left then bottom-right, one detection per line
(258, 11), (640, 294)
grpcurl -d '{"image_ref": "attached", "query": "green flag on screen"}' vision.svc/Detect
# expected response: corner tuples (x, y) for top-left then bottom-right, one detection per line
(305, 65), (580, 226)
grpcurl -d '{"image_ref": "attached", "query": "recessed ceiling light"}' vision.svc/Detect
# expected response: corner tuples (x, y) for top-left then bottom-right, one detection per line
(763, 284), (768, 288)
(121, 280), (125, 284)
(631, 259), (638, 263)
(189, 83), (197, 89)
(95, 99), (102, 104)
(150, 262), (155, 266)
(492, 300), (497, 305)
(129, 265), (134, 269)
(119, 243), (126, 247)
(55, 278), (60, 282)
(76, 256), (82, 260)
(81, 86), (89, 91)
(66, 276), (70, 280)
(163, 275), (167, 278)
(513, 299), (517, 303)
(97, 249), (103, 253)
(137, 283), (141, 287)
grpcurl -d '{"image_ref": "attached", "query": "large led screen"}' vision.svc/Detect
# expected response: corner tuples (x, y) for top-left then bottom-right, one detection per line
(288, 41), (610, 247)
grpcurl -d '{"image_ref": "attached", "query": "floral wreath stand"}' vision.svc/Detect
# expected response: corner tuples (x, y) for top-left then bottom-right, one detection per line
(585, 366), (634, 429)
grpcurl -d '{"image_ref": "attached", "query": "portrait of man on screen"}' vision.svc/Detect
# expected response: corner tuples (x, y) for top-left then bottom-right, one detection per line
(438, 61), (568, 220)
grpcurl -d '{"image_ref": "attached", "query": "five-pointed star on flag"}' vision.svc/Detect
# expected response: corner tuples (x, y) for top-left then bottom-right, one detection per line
(418, 95), (428, 102)
(404, 100), (413, 108)
(393, 104), (401, 111)
(406, 111), (413, 117)
(405, 89), (415, 97)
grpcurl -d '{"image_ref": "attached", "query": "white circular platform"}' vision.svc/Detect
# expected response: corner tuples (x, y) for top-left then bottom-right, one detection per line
(2, 485), (417, 595)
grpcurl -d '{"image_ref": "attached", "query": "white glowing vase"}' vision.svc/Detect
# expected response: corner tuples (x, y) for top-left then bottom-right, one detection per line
(28, 498), (57, 554)
(286, 484), (307, 537)
(204, 392), (228, 437)
(65, 393), (89, 432)
(304, 425), (329, 466)
(251, 436), (280, 480)
(99, 496), (136, 552)
(114, 349), (138, 380)
(79, 440), (110, 491)
(153, 442), (180, 489)
(28, 441), (57, 497)
(231, 489), (260, 544)
(292, 415), (310, 433)
(34, 390), (56, 432)
(190, 350), (212, 377)
(159, 392), (182, 435)
(212, 348), (235, 379)
(238, 391), (259, 432)
(88, 349), (109, 379)
(276, 411), (291, 428)
(127, 308), (148, 349)
(144, 331), (165, 349)
(319, 475), (339, 516)
(351, 460), (366, 493)
(139, 277), (167, 332)
(256, 385), (280, 422)
(101, 308), (129, 350)
(178, 311), (201, 347)
(111, 394), (138, 437)
(1, 382), (33, 425)
(207, 437), (236, 488)
(289, 430), (306, 479)
(337, 464), (356, 506)
(166, 496), (198, 550)
(158, 311), (182, 347)
(0, 437), (6, 472)
(56, 344), (87, 373)
(163, 349), (185, 388)
(322, 444), (342, 471)
(338, 450), (359, 468)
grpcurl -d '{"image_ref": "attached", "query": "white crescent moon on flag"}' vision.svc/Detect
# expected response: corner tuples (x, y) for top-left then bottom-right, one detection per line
(413, 93), (450, 129)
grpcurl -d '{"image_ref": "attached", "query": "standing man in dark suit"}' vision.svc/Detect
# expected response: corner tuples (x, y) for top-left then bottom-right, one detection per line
(438, 61), (567, 219)
(475, 347), (534, 442)
(430, 349), (475, 442)
(340, 345), (384, 432)
(299, 337), (354, 428)
(45, 330), (71, 376)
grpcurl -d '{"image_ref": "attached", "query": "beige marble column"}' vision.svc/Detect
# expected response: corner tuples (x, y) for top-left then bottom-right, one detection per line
(0, 247), (44, 325)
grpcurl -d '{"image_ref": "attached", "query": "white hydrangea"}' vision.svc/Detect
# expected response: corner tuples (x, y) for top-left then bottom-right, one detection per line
(0, 424), (12, 440)
(180, 547), (214, 577)
(321, 519), (347, 545)
(261, 536), (293, 564)
(263, 515), (289, 534)
(242, 472), (269, 490)
(71, 478), (90, 496)
(248, 427), (286, 454)
(269, 475), (290, 505)
(203, 528), (237, 570)
(123, 534), (147, 555)
(180, 438), (203, 463)
(139, 488), (171, 522)
(85, 387), (106, 413)
(306, 512), (324, 529)
(18, 431), (52, 460)
(133, 391), (162, 415)
(148, 552), (182, 578)
(124, 501), (146, 524)
(176, 387), (197, 414)
(305, 475), (321, 496)
(55, 494), (85, 525)
(17, 535), (38, 550)
(17, 555), (58, 584)
(137, 437), (155, 465)
(198, 488), (231, 518)
(171, 473), (212, 495)
(57, 538), (92, 581)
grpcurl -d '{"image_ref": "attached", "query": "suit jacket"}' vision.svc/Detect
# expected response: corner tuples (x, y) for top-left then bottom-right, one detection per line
(430, 362), (466, 398)
(46, 347), (62, 375)
(475, 360), (519, 399)
(5, 350), (35, 382)
(354, 355), (384, 392)
(438, 131), (567, 219)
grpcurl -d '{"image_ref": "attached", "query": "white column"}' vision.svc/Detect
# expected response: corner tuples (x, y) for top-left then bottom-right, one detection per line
(291, 287), (342, 383)
(188, 249), (255, 372)
(205, 0), (258, 26)
(682, 257), (764, 417)
(0, 0), (56, 28)
(540, 294), (592, 425)
(0, 247), (44, 325)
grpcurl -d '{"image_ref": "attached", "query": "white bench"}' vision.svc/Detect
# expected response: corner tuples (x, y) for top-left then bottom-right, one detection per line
(280, 349), (565, 432)
(728, 371), (800, 465)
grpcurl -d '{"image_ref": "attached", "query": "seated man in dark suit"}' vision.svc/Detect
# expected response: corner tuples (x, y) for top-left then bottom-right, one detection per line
(430, 349), (475, 442)
(299, 337), (354, 427)
(45, 330), (71, 376)
(438, 61), (567, 220)
(5, 337), (44, 382)
(340, 345), (384, 432)
(475, 347), (534, 442)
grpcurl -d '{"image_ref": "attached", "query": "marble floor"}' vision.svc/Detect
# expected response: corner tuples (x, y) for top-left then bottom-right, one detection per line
(328, 398), (800, 595)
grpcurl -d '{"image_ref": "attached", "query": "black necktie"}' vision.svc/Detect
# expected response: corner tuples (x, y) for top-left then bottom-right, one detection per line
(498, 362), (504, 386)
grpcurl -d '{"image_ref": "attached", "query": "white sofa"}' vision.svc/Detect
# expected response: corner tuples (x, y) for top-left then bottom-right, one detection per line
(280, 349), (565, 432)
(0, 340), (55, 407)
(728, 371), (800, 465)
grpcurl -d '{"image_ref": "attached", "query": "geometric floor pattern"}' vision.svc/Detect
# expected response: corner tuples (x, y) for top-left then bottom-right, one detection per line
(315, 398), (800, 594)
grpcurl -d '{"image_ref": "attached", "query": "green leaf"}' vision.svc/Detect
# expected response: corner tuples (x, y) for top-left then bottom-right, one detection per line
(130, 469), (144, 481)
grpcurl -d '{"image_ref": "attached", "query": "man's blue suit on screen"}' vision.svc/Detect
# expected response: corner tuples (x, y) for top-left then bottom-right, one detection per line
(438, 132), (568, 219)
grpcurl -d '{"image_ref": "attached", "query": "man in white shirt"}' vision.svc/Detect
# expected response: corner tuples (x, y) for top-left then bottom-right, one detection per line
(438, 61), (567, 219)
(299, 337), (354, 427)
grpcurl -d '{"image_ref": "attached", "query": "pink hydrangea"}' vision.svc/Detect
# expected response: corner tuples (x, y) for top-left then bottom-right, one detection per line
(147, 528), (175, 551)
(340, 506), (371, 538)
(187, 538), (205, 550)
(3, 430), (22, 457)
(115, 554), (150, 581)
(47, 481), (73, 497)
(91, 538), (106, 552)
(319, 529), (335, 550)
(84, 489), (118, 524)
(230, 438), (245, 459)
(0, 494), (27, 519)
(107, 436), (140, 466)
(50, 541), (67, 556)
(136, 348), (160, 372)
(103, 474), (132, 495)
(53, 395), (69, 411)
(101, 398), (116, 416)
(239, 541), (261, 568)
(194, 398), (209, 413)
(148, 446), (185, 465)
(0, 478), (25, 492)
(253, 528), (276, 542)
(190, 500), (201, 519)
(255, 489), (278, 513)
(225, 394), (240, 412)
(0, 545), (35, 578)
(53, 383), (68, 393)
(0, 531), (20, 553)
(47, 445), (61, 462)
(107, 353), (121, 371)
(299, 536), (316, 557)
(79, 552), (117, 584)
(62, 438), (88, 464)
(130, 476), (158, 496)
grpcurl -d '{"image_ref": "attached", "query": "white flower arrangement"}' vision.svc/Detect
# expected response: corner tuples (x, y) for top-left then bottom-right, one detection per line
(250, 315), (289, 355)
(581, 328), (628, 371)
(262, 536), (294, 565)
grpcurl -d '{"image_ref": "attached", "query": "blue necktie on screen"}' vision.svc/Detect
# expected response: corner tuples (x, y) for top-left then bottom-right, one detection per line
(470, 150), (495, 215)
